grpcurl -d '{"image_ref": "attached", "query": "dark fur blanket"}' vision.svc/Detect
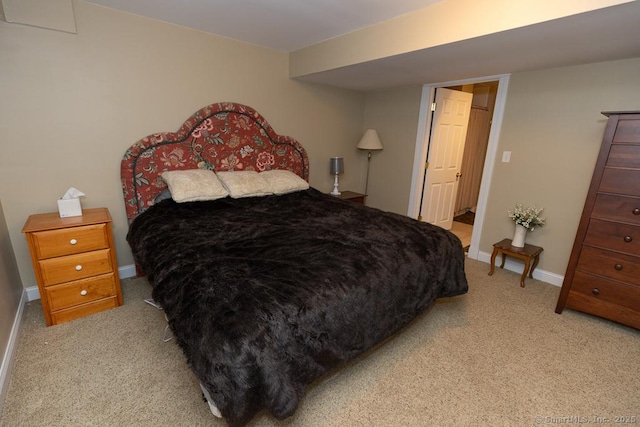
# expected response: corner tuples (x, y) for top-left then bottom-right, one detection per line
(127, 188), (468, 426)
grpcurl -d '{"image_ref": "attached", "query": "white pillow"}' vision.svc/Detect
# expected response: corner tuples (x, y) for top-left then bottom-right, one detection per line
(260, 170), (309, 195)
(161, 169), (229, 203)
(216, 171), (273, 199)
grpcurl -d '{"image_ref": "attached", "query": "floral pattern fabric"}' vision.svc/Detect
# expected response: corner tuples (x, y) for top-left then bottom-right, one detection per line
(121, 102), (309, 222)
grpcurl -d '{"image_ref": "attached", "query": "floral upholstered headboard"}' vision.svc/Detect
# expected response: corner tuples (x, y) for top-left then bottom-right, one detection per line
(121, 102), (309, 222)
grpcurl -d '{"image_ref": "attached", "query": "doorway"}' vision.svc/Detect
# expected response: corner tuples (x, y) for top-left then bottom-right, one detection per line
(407, 74), (511, 260)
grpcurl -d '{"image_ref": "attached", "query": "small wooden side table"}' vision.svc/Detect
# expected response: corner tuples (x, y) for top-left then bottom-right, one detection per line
(333, 190), (366, 205)
(488, 238), (543, 287)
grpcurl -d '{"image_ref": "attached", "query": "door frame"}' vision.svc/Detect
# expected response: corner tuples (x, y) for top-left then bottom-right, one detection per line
(407, 74), (511, 260)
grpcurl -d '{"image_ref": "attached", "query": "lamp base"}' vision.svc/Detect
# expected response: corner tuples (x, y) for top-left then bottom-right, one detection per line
(331, 174), (341, 196)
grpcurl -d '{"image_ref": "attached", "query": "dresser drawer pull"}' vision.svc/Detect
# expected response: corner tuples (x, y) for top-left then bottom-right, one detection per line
(69, 238), (78, 245)
(623, 235), (632, 243)
(614, 264), (623, 271)
(633, 208), (640, 215)
(75, 265), (83, 271)
(80, 290), (88, 296)
(591, 288), (600, 296)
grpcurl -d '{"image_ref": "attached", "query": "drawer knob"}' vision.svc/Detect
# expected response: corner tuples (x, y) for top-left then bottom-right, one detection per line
(614, 264), (623, 271)
(633, 208), (640, 215)
(69, 238), (78, 245)
(80, 290), (88, 296)
(623, 235), (632, 243)
(75, 265), (83, 271)
(592, 288), (600, 296)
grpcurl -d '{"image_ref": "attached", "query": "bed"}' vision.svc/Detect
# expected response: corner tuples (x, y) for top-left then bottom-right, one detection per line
(121, 102), (468, 426)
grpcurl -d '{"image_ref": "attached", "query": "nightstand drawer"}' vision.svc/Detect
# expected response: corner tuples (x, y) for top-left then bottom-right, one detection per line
(39, 249), (113, 286)
(50, 297), (119, 325)
(45, 273), (117, 311)
(32, 224), (109, 259)
(333, 191), (366, 205)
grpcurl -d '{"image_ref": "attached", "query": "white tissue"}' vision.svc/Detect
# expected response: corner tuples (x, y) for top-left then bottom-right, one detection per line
(61, 187), (85, 199)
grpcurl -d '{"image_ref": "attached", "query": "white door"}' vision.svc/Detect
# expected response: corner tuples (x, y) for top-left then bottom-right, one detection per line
(420, 88), (473, 230)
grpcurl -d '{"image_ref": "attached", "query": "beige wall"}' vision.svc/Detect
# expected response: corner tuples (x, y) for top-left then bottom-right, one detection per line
(0, 0), (365, 290)
(480, 57), (640, 275)
(361, 86), (423, 214)
(0, 198), (23, 406)
(0, 198), (23, 338)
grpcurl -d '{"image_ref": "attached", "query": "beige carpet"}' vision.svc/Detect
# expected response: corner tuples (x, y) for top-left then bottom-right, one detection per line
(1, 259), (638, 426)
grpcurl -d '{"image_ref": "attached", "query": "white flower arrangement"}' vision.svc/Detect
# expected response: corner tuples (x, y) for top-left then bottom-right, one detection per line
(508, 204), (546, 231)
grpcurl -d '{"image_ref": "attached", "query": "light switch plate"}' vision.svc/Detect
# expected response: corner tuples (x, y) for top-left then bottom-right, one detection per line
(502, 151), (511, 163)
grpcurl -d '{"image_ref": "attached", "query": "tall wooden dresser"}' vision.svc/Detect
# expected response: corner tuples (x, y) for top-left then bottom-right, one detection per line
(556, 111), (640, 329)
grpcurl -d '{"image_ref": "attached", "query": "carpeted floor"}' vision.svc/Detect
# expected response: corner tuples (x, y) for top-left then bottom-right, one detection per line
(1, 259), (638, 426)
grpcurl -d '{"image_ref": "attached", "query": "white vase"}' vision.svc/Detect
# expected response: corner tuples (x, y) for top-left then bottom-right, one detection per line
(512, 224), (528, 248)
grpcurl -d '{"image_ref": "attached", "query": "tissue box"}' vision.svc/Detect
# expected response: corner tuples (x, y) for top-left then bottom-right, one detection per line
(57, 198), (82, 218)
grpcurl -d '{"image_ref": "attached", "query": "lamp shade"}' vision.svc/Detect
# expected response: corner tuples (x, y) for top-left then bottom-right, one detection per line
(357, 129), (384, 151)
(330, 157), (344, 175)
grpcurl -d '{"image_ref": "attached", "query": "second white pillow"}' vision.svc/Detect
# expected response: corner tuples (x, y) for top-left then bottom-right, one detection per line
(216, 171), (273, 199)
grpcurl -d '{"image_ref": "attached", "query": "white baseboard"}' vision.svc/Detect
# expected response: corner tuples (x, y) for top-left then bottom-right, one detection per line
(0, 288), (27, 416)
(475, 250), (564, 287)
(26, 264), (138, 302)
(118, 264), (137, 280)
(25, 286), (41, 302)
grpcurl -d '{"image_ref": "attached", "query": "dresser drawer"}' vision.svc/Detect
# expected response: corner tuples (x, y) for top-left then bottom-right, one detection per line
(584, 218), (640, 256)
(569, 271), (639, 310)
(39, 249), (113, 286)
(606, 144), (640, 168)
(592, 194), (640, 225)
(611, 118), (640, 144)
(576, 246), (640, 285)
(566, 271), (640, 329)
(599, 168), (640, 197)
(45, 273), (117, 311)
(32, 224), (109, 259)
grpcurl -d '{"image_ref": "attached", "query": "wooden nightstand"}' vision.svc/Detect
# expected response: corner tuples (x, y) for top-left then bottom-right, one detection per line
(22, 208), (123, 326)
(333, 191), (366, 205)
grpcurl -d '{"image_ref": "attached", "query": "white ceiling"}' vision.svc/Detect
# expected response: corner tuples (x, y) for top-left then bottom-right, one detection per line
(85, 0), (640, 91)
